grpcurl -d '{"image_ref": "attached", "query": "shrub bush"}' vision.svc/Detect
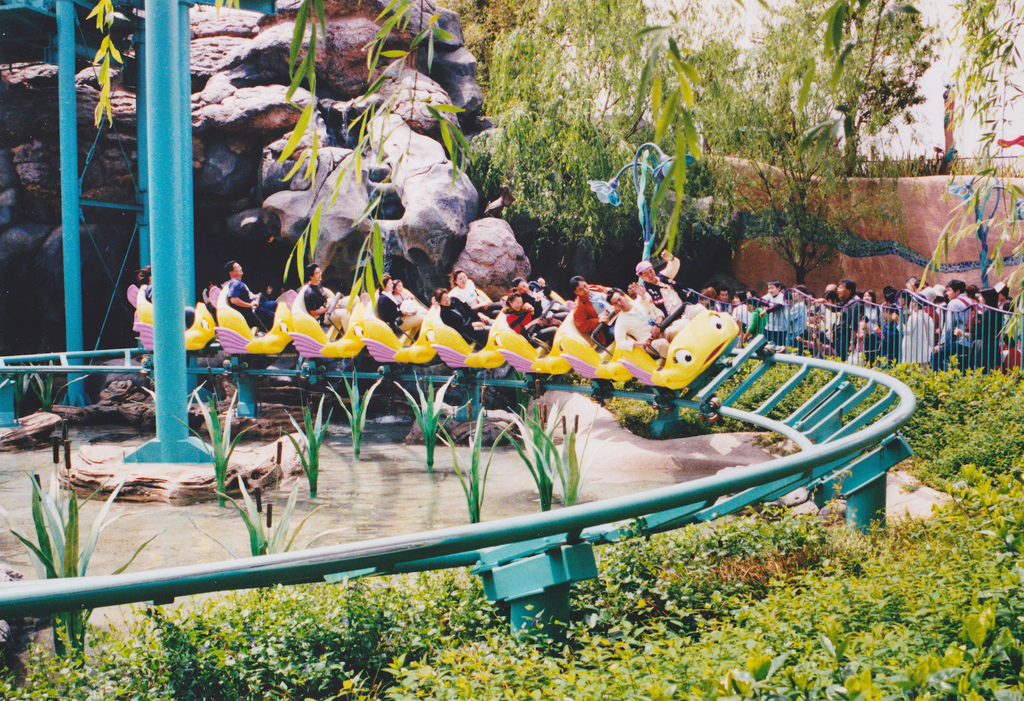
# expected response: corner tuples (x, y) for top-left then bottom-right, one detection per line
(385, 472), (1024, 700)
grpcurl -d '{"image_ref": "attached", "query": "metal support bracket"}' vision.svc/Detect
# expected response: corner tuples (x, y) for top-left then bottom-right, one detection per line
(222, 356), (258, 417)
(589, 379), (613, 404)
(473, 539), (598, 637)
(298, 358), (327, 385)
(0, 376), (18, 428)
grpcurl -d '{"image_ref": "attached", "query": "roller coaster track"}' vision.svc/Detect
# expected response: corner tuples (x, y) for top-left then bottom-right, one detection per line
(0, 337), (915, 632)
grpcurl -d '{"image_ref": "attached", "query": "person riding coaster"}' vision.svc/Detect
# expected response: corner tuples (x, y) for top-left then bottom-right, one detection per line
(288, 291), (367, 359)
(215, 284), (294, 354)
(426, 289), (508, 370)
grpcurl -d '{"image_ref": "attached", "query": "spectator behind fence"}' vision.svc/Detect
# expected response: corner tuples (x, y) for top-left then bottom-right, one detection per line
(973, 287), (1004, 372)
(900, 292), (935, 366)
(762, 281), (789, 348)
(933, 279), (973, 372)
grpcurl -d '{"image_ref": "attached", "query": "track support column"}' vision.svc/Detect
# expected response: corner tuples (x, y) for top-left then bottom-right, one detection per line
(474, 541), (597, 639)
(124, 0), (208, 463)
(0, 378), (18, 428)
(57, 0), (87, 407)
(846, 473), (887, 533)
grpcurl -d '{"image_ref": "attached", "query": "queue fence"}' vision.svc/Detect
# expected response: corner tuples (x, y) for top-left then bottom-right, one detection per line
(694, 287), (1022, 373)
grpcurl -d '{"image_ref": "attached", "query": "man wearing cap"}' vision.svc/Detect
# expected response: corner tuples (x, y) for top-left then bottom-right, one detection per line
(636, 249), (690, 318)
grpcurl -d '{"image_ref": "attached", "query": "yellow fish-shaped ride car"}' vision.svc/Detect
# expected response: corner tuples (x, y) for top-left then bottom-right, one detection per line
(650, 308), (739, 390)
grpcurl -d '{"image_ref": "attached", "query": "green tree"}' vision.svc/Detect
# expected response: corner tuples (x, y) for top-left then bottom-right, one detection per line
(471, 0), (672, 269)
(687, 1), (935, 284)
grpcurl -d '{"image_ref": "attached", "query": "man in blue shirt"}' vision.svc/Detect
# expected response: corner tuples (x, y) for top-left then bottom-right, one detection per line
(223, 260), (273, 332)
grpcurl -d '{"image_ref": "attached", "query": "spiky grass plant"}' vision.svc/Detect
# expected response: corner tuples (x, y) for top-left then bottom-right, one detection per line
(394, 375), (454, 473)
(335, 373), (381, 461)
(0, 473), (156, 657)
(286, 394), (332, 497)
(189, 390), (248, 507)
(555, 426), (594, 507)
(190, 477), (341, 557)
(443, 412), (507, 524)
(31, 372), (55, 412)
(507, 403), (563, 512)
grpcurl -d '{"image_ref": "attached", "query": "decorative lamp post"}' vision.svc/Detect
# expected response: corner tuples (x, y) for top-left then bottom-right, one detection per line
(588, 143), (692, 261)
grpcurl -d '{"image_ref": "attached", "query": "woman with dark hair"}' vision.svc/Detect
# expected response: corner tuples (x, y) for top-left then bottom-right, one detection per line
(972, 286), (1004, 372)
(376, 274), (402, 332)
(505, 293), (556, 347)
(433, 288), (489, 347)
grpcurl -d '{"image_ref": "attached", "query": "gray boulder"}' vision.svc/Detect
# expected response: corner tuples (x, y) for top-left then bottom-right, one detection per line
(418, 47), (484, 122)
(381, 69), (459, 135)
(196, 137), (258, 199)
(453, 218), (530, 300)
(190, 5), (262, 38)
(191, 36), (252, 80)
(192, 79), (312, 136)
(372, 114), (478, 292)
(226, 207), (268, 243)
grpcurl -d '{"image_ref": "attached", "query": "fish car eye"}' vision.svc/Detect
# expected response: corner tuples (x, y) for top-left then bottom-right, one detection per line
(674, 349), (694, 364)
(354, 325), (364, 337)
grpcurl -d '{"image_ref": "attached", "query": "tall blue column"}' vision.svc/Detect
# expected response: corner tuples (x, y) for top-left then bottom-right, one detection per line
(56, 0), (87, 407)
(179, 1), (195, 297)
(136, 27), (150, 267)
(125, 0), (208, 463)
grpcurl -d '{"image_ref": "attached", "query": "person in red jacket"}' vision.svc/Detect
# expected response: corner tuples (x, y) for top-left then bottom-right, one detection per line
(570, 275), (613, 347)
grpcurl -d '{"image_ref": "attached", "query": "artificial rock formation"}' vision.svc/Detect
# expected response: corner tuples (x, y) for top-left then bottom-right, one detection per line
(453, 218), (531, 300)
(0, 0), (514, 356)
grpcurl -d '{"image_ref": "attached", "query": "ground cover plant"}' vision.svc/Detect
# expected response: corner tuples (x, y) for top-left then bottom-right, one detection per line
(4, 471), (1024, 699)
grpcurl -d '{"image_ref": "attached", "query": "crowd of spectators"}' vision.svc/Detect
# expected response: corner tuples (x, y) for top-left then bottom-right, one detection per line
(697, 275), (1020, 373)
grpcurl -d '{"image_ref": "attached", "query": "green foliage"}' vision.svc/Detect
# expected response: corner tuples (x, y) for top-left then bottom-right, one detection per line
(507, 404), (560, 511)
(190, 478), (335, 558)
(286, 393), (332, 497)
(885, 366), (1024, 487)
(0, 472), (155, 658)
(334, 374), (382, 461)
(1, 570), (501, 700)
(387, 477), (1024, 699)
(9, 473), (1024, 699)
(473, 0), (675, 254)
(443, 412), (505, 524)
(687, 0), (935, 283)
(394, 375), (454, 473)
(189, 391), (248, 507)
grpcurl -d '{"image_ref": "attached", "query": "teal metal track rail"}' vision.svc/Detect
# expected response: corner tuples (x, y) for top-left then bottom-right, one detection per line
(0, 346), (915, 632)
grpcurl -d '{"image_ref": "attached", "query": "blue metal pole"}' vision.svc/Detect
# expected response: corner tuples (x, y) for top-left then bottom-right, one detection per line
(0, 377), (17, 428)
(136, 26), (150, 267)
(125, 0), (209, 463)
(57, 0), (87, 407)
(179, 0), (195, 298)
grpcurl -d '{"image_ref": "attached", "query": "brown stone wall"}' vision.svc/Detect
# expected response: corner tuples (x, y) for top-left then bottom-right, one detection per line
(727, 175), (1024, 294)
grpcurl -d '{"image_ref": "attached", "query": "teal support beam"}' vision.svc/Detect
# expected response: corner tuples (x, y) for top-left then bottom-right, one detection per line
(125, 0), (209, 464)
(846, 473), (887, 533)
(179, 0), (195, 297)
(136, 26), (150, 266)
(57, 0), (87, 407)
(0, 377), (17, 428)
(236, 373), (258, 417)
(474, 542), (597, 637)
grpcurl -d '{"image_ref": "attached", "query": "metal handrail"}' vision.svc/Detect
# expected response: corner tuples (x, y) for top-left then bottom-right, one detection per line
(0, 349), (915, 620)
